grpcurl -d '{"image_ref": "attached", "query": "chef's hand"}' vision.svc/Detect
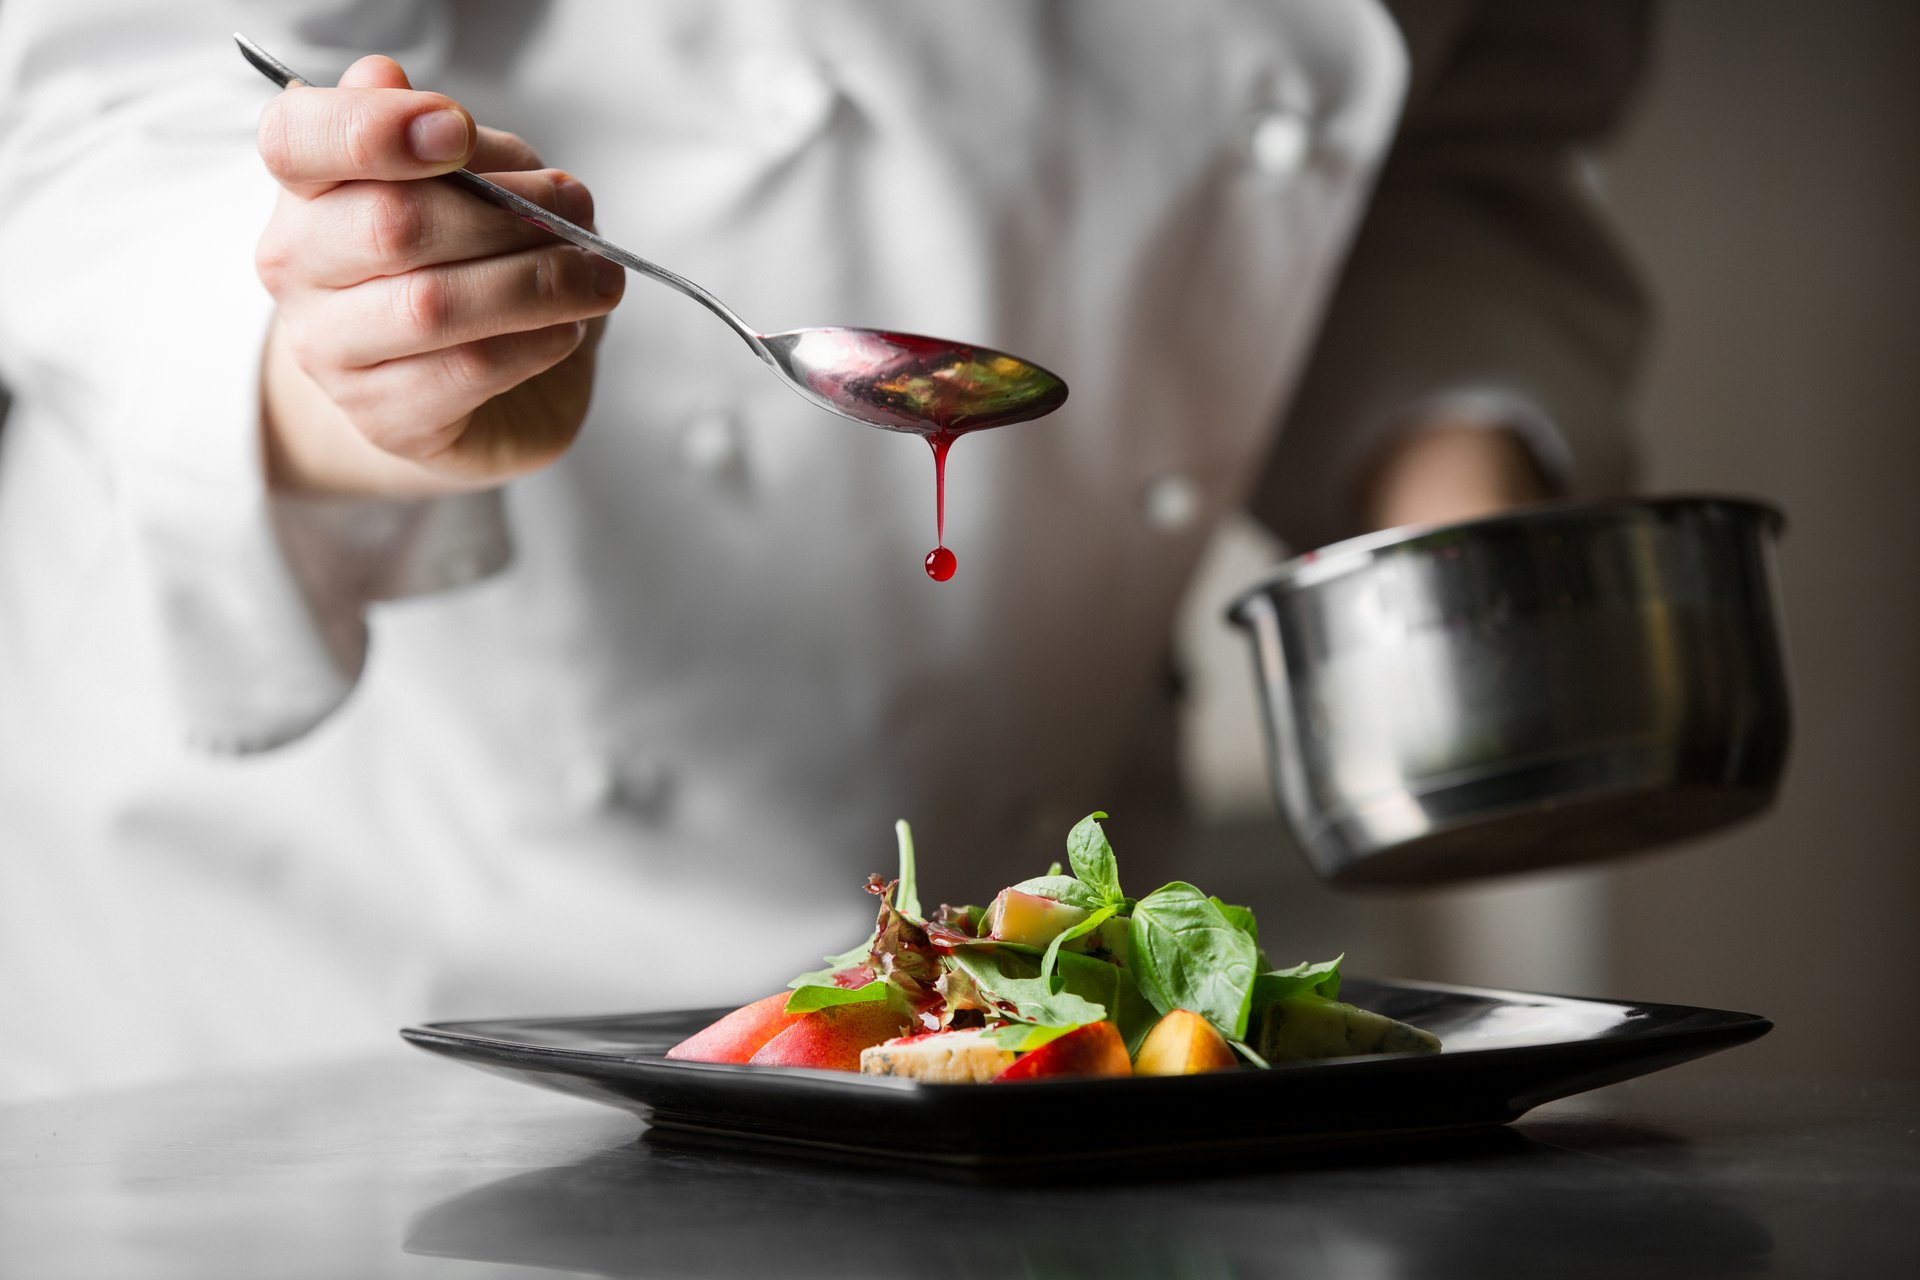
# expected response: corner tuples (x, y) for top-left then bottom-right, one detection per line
(1362, 417), (1554, 531)
(254, 56), (624, 497)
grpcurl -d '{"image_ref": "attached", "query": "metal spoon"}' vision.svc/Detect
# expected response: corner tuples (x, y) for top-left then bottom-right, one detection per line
(233, 34), (1069, 437)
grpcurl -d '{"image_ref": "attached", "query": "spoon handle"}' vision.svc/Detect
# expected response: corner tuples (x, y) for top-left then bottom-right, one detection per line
(232, 33), (768, 355)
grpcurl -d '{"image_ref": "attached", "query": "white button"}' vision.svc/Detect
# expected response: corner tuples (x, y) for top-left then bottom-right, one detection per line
(560, 752), (675, 821)
(736, 51), (837, 132)
(677, 410), (746, 481)
(1142, 472), (1201, 532)
(613, 754), (675, 819)
(559, 755), (620, 812)
(441, 549), (490, 585)
(1248, 109), (1313, 178)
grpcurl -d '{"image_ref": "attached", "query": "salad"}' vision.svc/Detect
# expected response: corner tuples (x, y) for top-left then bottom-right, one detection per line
(667, 812), (1439, 1081)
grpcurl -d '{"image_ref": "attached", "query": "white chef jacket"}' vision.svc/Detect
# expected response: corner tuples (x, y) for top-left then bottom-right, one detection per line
(0, 0), (1645, 1100)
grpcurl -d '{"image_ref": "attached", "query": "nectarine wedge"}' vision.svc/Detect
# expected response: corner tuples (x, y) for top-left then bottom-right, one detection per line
(665, 993), (810, 1064)
(1132, 1009), (1238, 1076)
(747, 1000), (912, 1071)
(993, 1021), (1131, 1082)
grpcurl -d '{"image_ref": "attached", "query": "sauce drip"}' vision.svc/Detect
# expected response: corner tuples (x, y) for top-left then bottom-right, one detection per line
(924, 431), (957, 581)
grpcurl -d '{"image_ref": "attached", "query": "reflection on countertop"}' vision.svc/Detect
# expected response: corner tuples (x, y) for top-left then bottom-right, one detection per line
(3, 1055), (1916, 1279)
(407, 1123), (1770, 1280)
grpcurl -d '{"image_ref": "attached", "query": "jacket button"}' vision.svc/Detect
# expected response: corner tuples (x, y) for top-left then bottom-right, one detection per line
(736, 51), (838, 132)
(440, 548), (493, 586)
(677, 410), (746, 483)
(1142, 472), (1201, 532)
(560, 755), (620, 812)
(561, 753), (675, 821)
(1247, 108), (1313, 178)
(613, 754), (675, 820)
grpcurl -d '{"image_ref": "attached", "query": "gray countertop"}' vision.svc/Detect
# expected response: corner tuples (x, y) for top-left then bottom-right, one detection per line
(2, 1053), (1915, 1279)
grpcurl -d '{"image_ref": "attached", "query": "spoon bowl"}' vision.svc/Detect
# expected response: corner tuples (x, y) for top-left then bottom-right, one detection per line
(760, 328), (1068, 436)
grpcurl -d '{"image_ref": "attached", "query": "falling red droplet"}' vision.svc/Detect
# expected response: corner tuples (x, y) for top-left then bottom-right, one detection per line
(925, 546), (957, 581)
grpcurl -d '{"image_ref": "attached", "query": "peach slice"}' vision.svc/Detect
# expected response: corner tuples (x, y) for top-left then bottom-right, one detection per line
(992, 1021), (1132, 1082)
(1132, 1009), (1238, 1076)
(664, 993), (810, 1064)
(746, 1000), (912, 1072)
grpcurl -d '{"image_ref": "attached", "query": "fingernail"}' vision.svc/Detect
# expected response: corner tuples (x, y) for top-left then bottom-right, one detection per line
(592, 255), (624, 297)
(555, 175), (592, 224)
(407, 109), (470, 163)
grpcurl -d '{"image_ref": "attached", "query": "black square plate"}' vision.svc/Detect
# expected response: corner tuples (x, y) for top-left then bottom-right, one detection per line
(400, 978), (1769, 1168)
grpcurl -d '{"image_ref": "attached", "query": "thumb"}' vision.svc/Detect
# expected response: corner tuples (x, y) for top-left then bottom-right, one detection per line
(337, 54), (413, 91)
(258, 54), (476, 192)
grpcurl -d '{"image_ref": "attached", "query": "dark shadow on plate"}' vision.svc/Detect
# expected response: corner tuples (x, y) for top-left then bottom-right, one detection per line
(633, 1118), (1533, 1185)
(404, 1120), (1772, 1280)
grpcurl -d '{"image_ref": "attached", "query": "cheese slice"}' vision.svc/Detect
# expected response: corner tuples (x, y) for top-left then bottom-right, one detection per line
(859, 1028), (1017, 1082)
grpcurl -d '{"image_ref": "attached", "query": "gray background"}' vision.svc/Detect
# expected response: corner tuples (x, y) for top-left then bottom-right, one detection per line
(1595, 0), (1919, 1079)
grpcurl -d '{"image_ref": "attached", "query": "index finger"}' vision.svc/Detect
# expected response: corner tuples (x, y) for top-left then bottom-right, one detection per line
(258, 84), (476, 195)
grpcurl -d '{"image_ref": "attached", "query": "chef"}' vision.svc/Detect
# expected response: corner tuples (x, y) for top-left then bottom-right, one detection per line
(0, 0), (1646, 1100)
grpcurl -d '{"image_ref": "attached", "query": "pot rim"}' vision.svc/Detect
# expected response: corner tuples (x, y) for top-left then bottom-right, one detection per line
(1225, 493), (1786, 624)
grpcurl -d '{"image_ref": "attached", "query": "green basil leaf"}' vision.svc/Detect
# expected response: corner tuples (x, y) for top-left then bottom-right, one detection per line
(946, 947), (1108, 1028)
(1066, 811), (1125, 906)
(894, 819), (922, 923)
(1054, 952), (1158, 1054)
(1039, 904), (1118, 983)
(1211, 898), (1258, 944)
(1127, 882), (1260, 1041)
(783, 981), (890, 1013)
(1251, 955), (1343, 1006)
(980, 1023), (1080, 1053)
(1008, 875), (1102, 911)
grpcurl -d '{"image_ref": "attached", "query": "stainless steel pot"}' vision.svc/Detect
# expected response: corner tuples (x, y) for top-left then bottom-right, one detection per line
(1226, 496), (1790, 886)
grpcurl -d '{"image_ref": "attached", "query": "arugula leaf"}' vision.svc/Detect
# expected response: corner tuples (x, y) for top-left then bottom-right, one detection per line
(1008, 875), (1102, 911)
(784, 981), (890, 1013)
(945, 947), (1108, 1028)
(1066, 812), (1125, 907)
(1127, 882), (1260, 1041)
(980, 1022), (1080, 1053)
(1038, 904), (1117, 982)
(1211, 898), (1258, 944)
(1251, 955), (1343, 1006)
(894, 819), (922, 923)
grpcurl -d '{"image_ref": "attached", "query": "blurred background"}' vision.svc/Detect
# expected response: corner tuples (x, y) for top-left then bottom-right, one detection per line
(1172, 0), (1920, 1081)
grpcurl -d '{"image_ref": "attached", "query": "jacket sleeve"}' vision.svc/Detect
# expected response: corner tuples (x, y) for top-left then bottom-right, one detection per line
(0, 0), (509, 752)
(1252, 0), (1653, 552)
